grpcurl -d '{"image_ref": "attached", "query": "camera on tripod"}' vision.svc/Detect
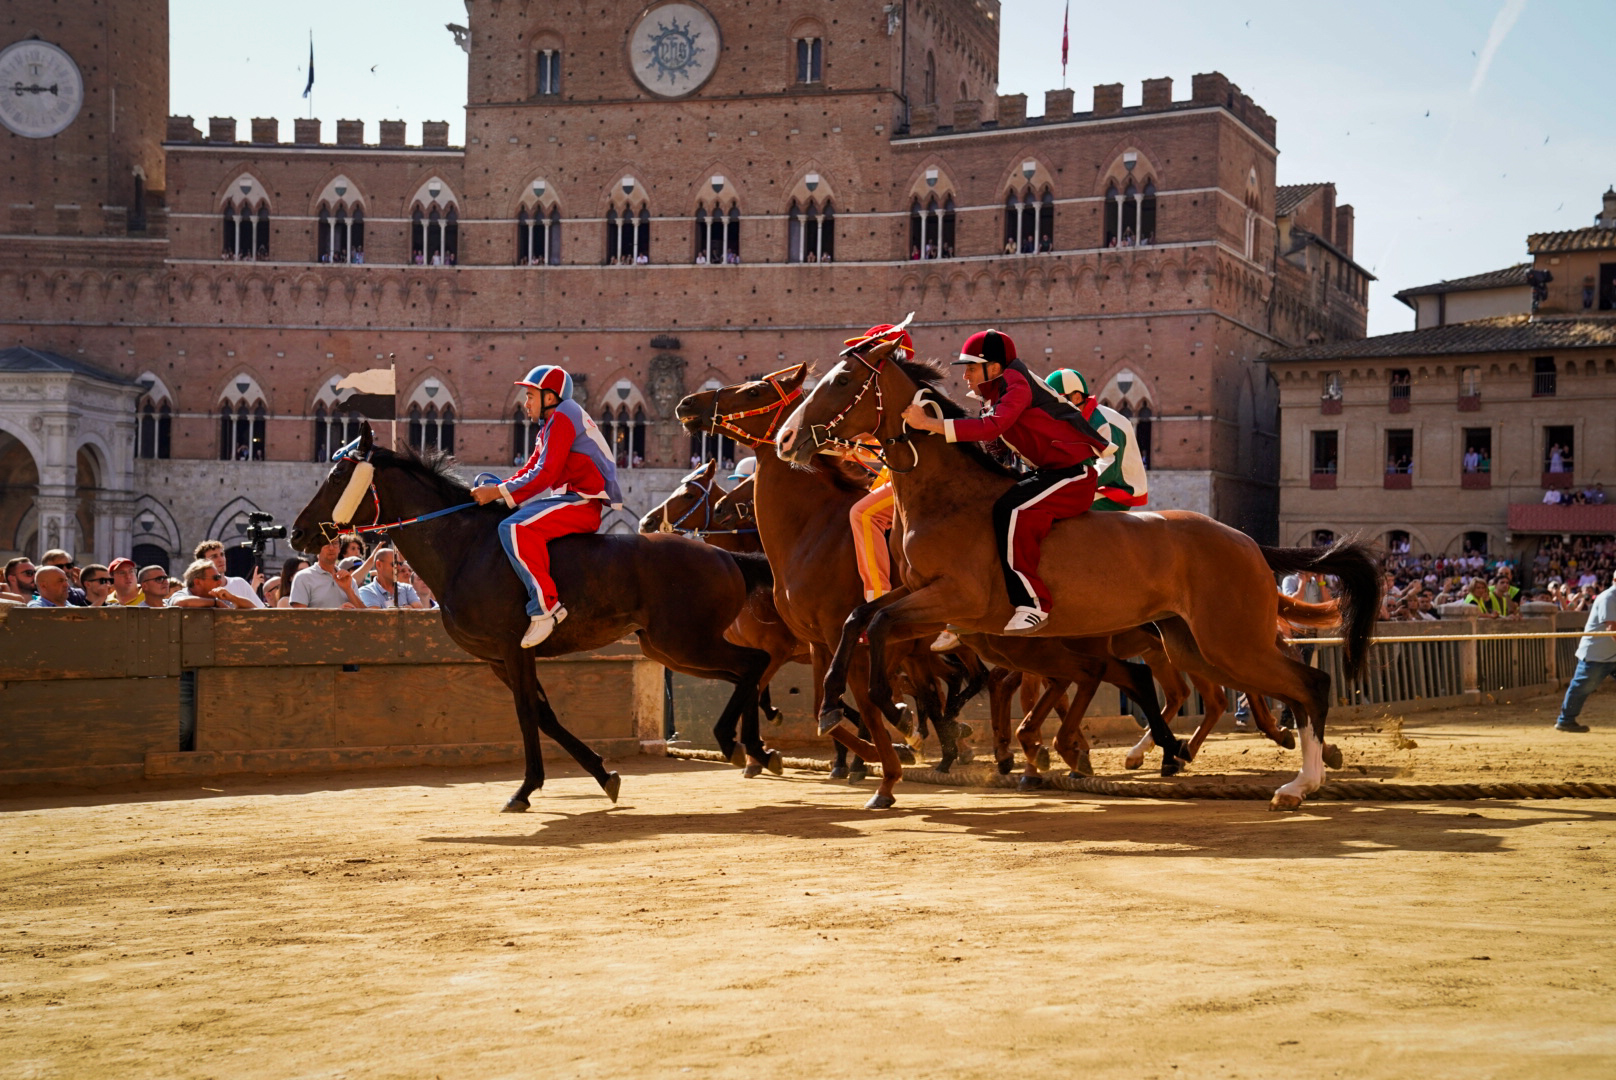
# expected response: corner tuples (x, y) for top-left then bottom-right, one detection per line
(244, 511), (287, 558)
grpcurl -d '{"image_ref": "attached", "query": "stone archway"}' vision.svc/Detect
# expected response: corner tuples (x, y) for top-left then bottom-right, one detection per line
(0, 427), (40, 559)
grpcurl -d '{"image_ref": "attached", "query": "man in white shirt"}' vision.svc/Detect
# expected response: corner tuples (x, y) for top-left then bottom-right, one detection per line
(194, 540), (264, 608)
(1553, 581), (1616, 732)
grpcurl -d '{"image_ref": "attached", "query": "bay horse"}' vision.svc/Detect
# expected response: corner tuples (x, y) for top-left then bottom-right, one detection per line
(675, 370), (971, 790)
(290, 423), (780, 810)
(776, 342), (1379, 811)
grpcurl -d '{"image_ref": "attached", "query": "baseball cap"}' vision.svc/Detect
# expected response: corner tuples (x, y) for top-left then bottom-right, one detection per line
(108, 557), (136, 573)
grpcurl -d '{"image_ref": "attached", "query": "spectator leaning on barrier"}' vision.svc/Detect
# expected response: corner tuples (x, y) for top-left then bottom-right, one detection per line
(80, 564), (113, 606)
(193, 540), (265, 608)
(358, 546), (426, 609)
(289, 539), (364, 609)
(27, 565), (71, 608)
(107, 557), (144, 606)
(137, 565), (170, 606)
(2, 556), (34, 602)
(167, 559), (258, 609)
(1552, 580), (1616, 733)
(39, 549), (89, 606)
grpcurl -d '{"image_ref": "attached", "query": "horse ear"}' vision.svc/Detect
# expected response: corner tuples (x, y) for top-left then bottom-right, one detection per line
(700, 458), (718, 481)
(358, 422), (374, 455)
(771, 363), (809, 389)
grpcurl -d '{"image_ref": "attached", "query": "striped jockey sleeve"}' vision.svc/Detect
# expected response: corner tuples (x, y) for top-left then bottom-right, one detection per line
(503, 410), (577, 506)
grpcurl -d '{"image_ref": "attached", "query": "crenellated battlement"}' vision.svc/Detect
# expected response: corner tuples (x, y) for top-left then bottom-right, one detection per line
(165, 117), (458, 150)
(902, 71), (1276, 147)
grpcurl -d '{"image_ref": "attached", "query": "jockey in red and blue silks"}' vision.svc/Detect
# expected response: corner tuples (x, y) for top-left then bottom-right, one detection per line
(472, 365), (622, 647)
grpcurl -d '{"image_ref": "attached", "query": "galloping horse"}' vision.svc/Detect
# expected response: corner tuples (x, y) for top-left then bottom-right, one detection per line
(776, 343), (1380, 811)
(290, 423), (780, 810)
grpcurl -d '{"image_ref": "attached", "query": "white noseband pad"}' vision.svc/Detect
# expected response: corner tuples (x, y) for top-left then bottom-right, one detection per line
(332, 460), (374, 525)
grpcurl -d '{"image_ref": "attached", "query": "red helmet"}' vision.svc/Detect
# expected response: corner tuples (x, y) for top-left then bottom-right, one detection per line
(954, 328), (1017, 367)
(842, 323), (914, 358)
(515, 364), (573, 399)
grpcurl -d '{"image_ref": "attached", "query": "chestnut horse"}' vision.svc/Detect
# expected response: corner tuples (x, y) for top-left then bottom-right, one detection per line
(290, 423), (780, 810)
(777, 343), (1379, 810)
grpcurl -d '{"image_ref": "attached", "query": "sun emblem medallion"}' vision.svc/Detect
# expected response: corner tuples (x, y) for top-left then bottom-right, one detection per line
(628, 3), (720, 98)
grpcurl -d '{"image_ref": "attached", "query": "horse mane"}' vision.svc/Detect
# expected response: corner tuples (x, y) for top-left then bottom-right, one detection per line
(384, 443), (481, 503)
(895, 357), (1019, 478)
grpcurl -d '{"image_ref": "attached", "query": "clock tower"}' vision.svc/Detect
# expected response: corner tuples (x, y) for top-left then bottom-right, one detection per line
(1, 0), (168, 235)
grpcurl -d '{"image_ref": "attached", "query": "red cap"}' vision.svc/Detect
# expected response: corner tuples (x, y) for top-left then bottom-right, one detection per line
(955, 328), (1016, 367)
(108, 557), (136, 573)
(842, 323), (914, 357)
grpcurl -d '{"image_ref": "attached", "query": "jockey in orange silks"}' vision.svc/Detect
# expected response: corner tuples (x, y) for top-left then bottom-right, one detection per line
(843, 323), (915, 602)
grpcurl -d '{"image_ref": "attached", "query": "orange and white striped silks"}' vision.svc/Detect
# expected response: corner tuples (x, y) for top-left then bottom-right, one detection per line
(849, 482), (896, 601)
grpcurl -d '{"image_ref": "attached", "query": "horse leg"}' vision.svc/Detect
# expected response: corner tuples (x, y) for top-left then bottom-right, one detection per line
(1183, 676), (1228, 760)
(516, 653), (620, 805)
(490, 656), (546, 813)
(986, 667), (1022, 775)
(1051, 670), (1103, 778)
(759, 684), (781, 725)
(819, 590), (907, 734)
(1105, 658), (1181, 776)
(1015, 678), (1068, 790)
(860, 608), (918, 810)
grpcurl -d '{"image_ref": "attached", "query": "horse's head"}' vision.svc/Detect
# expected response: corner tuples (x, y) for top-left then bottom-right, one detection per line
(639, 458), (718, 534)
(710, 475), (755, 531)
(776, 338), (910, 466)
(675, 365), (808, 448)
(290, 422), (380, 553)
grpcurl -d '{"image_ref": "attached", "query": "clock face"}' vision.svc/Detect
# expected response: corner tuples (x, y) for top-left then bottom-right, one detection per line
(0, 39), (84, 138)
(628, 2), (720, 98)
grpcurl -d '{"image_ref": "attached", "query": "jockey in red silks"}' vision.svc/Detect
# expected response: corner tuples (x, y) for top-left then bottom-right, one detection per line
(901, 329), (1109, 634)
(472, 364), (622, 647)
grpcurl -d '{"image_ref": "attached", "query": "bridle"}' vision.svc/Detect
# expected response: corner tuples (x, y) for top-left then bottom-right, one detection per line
(319, 441), (477, 543)
(658, 473), (715, 534)
(707, 372), (803, 448)
(799, 346), (920, 473)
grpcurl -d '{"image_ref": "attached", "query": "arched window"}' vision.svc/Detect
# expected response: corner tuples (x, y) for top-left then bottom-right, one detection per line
(788, 199), (835, 263)
(1140, 181), (1156, 245)
(311, 401), (365, 462)
(909, 196), (956, 260)
(516, 200), (562, 266)
(694, 198), (741, 264)
(537, 48), (561, 96)
(407, 403), (456, 453)
(221, 197), (270, 260)
(409, 179), (460, 266)
(605, 192), (650, 264)
(923, 51), (936, 105)
(1002, 179), (1053, 255)
(1243, 168), (1260, 260)
(1104, 160), (1158, 248)
(1134, 403), (1153, 469)
(218, 376), (267, 461)
(796, 35), (823, 83)
(136, 396), (171, 460)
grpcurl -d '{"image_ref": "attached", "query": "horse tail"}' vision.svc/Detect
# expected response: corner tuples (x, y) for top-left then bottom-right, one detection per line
(1258, 539), (1383, 681)
(728, 551), (774, 596)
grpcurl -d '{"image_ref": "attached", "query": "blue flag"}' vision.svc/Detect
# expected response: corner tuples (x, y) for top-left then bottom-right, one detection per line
(302, 35), (314, 99)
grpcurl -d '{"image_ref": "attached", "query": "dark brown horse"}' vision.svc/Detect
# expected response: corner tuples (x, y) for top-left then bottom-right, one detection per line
(290, 423), (780, 810)
(777, 344), (1380, 810)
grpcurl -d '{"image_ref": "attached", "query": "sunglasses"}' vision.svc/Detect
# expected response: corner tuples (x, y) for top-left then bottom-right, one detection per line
(84, 576), (113, 585)
(139, 575), (165, 585)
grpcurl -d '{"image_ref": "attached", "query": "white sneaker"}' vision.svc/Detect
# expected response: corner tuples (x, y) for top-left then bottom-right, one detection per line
(1002, 606), (1048, 634)
(930, 630), (961, 652)
(521, 605), (568, 648)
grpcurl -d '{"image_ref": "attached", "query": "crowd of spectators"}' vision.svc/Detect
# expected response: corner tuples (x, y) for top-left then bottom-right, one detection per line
(1, 537), (434, 613)
(1542, 483), (1607, 505)
(1379, 538), (1615, 621)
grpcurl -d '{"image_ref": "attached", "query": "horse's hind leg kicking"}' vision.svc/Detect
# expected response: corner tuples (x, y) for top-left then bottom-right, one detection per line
(499, 648), (620, 811)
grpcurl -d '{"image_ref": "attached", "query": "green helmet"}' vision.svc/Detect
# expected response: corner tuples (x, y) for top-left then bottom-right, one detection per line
(1046, 368), (1089, 398)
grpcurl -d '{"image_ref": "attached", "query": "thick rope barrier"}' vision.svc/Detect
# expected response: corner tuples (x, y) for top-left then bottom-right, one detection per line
(664, 747), (1616, 802)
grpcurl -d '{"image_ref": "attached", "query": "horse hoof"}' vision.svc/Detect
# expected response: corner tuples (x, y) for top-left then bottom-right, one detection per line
(763, 705), (783, 725)
(828, 765), (849, 780)
(1160, 755), (1186, 778)
(1269, 791), (1304, 812)
(728, 746), (747, 768)
(956, 745), (975, 765)
(996, 757), (1014, 776)
(818, 707), (846, 736)
(601, 772), (621, 804)
(1017, 775), (1044, 792)
(892, 702), (914, 736)
(936, 753), (955, 775)
(766, 750), (785, 776)
(1322, 743), (1343, 770)
(955, 722), (974, 742)
(1073, 751), (1094, 777)
(848, 765), (869, 785)
(1278, 730), (1297, 751)
(743, 762), (763, 779)
(865, 792), (897, 810)
(1124, 753), (1144, 770)
(1035, 746), (1051, 771)
(894, 744), (916, 765)
(502, 798), (530, 813)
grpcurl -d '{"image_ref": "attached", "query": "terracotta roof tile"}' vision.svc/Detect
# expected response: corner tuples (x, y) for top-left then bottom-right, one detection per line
(1393, 264), (1531, 303)
(1276, 183), (1326, 218)
(1263, 314), (1616, 363)
(1526, 227), (1616, 254)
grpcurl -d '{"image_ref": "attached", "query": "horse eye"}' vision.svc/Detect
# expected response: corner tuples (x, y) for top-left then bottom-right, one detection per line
(746, 387), (759, 396)
(835, 374), (849, 386)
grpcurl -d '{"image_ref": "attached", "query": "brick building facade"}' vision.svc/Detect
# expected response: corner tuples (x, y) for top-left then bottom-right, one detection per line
(1, 0), (1367, 568)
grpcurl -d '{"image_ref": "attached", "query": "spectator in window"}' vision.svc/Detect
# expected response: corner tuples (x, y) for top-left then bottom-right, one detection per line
(275, 556), (309, 609)
(27, 565), (72, 608)
(1040, 234), (1053, 253)
(289, 540), (364, 609)
(39, 549), (89, 606)
(80, 564), (113, 607)
(167, 559), (258, 609)
(193, 540), (265, 608)
(910, 246), (921, 261)
(358, 546), (426, 609)
(2, 556), (35, 603)
(1543, 487), (1563, 505)
(136, 565), (171, 606)
(105, 557), (144, 606)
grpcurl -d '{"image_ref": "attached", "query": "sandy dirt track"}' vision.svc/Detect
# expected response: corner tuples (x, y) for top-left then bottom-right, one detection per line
(4, 698), (1616, 1079)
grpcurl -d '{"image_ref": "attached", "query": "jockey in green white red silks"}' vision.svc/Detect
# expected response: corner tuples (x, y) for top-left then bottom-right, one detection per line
(1045, 368), (1150, 513)
(472, 364), (622, 648)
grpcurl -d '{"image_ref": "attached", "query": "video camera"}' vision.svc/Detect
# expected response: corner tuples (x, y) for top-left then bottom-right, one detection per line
(244, 510), (288, 559)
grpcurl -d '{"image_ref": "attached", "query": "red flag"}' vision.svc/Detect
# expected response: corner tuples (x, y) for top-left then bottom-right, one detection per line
(1061, 1), (1070, 77)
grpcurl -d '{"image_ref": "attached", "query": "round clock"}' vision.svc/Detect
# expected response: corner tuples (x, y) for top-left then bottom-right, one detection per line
(0, 39), (84, 138)
(628, 2), (720, 98)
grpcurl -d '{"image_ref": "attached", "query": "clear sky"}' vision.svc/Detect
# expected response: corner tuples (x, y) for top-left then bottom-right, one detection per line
(171, 0), (1616, 336)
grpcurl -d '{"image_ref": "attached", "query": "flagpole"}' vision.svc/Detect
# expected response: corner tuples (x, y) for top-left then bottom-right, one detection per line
(1061, 1), (1070, 89)
(388, 353), (398, 450)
